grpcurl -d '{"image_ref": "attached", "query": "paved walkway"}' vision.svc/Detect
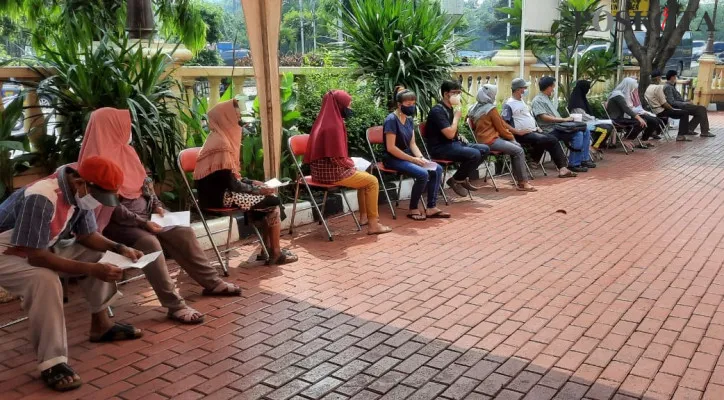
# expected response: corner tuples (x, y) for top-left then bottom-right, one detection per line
(2, 114), (724, 400)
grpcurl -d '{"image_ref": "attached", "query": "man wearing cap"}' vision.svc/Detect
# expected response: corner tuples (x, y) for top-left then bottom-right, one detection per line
(664, 70), (713, 137)
(645, 71), (692, 142)
(502, 78), (577, 178)
(0, 156), (143, 392)
(530, 76), (594, 173)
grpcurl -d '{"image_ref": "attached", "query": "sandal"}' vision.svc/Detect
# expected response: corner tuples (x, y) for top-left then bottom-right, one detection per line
(558, 171), (578, 178)
(168, 307), (205, 325)
(516, 184), (537, 192)
(272, 249), (298, 265)
(427, 211), (451, 219)
(41, 362), (82, 392)
(89, 322), (143, 343)
(202, 281), (242, 297)
(407, 213), (426, 221)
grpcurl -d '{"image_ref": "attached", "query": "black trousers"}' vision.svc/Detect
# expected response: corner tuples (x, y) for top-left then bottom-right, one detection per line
(681, 103), (709, 134)
(657, 109), (690, 137)
(514, 132), (568, 169)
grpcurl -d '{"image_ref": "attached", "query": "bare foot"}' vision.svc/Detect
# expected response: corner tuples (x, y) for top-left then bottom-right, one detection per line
(368, 221), (392, 235)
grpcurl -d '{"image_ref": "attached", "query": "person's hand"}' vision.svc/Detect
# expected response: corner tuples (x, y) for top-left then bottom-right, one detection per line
(636, 116), (647, 127)
(454, 109), (462, 120)
(154, 207), (165, 217)
(459, 135), (469, 144)
(252, 180), (265, 187)
(119, 245), (143, 261)
(411, 157), (426, 167)
(144, 221), (164, 234)
(91, 263), (124, 282)
(260, 186), (276, 195)
(564, 116), (574, 122)
(522, 128), (535, 134)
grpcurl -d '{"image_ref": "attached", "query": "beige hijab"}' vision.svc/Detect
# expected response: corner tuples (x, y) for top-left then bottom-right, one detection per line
(193, 100), (242, 180)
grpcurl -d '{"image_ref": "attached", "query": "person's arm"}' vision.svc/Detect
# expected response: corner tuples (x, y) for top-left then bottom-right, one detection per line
(612, 96), (639, 119)
(537, 113), (572, 123)
(74, 209), (143, 260)
(657, 87), (674, 111)
(438, 109), (461, 140)
(110, 203), (147, 227)
(490, 109), (515, 141)
(23, 247), (122, 281)
(144, 178), (164, 213)
(408, 134), (425, 158)
(571, 108), (595, 121)
(384, 133), (423, 165)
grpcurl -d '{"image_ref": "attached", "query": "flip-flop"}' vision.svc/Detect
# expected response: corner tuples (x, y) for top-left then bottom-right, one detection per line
(558, 171), (578, 178)
(89, 322), (143, 343)
(368, 227), (392, 235)
(202, 281), (242, 297)
(41, 362), (82, 392)
(516, 185), (537, 192)
(427, 211), (451, 219)
(168, 307), (205, 325)
(406, 214), (426, 221)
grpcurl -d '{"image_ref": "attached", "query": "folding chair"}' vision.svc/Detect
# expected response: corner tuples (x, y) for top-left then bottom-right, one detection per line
(417, 123), (457, 203)
(366, 126), (429, 219)
(603, 101), (634, 155)
(178, 148), (269, 276)
(287, 134), (361, 241)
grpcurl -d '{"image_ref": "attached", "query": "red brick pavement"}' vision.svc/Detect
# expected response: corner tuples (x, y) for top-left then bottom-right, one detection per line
(2, 114), (724, 400)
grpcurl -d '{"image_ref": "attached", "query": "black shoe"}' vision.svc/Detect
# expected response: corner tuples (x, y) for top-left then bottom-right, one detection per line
(460, 178), (480, 191)
(582, 161), (596, 168)
(651, 135), (663, 140)
(568, 165), (588, 172)
(446, 177), (469, 197)
(701, 132), (716, 138)
(687, 131), (700, 136)
(676, 136), (693, 142)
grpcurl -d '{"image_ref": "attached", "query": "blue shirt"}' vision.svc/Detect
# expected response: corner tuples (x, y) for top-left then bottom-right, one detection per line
(0, 165), (97, 251)
(382, 112), (415, 159)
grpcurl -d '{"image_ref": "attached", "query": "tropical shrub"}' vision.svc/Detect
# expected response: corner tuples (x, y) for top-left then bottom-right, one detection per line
(0, 94), (30, 199)
(341, 0), (467, 116)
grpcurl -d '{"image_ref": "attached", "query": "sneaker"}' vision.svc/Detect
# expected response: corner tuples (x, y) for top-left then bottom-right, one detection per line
(676, 136), (693, 142)
(568, 165), (588, 173)
(446, 177), (469, 197)
(460, 178), (480, 191)
(701, 132), (716, 138)
(581, 161), (597, 168)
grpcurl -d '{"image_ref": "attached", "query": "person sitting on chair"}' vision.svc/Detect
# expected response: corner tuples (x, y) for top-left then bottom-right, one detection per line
(531, 76), (594, 172)
(568, 80), (614, 155)
(194, 99), (297, 265)
(606, 77), (661, 149)
(646, 71), (692, 142)
(0, 156), (143, 392)
(424, 80), (489, 197)
(79, 108), (241, 326)
(306, 90), (391, 235)
(502, 78), (577, 178)
(383, 86), (450, 221)
(469, 84), (535, 191)
(664, 70), (714, 138)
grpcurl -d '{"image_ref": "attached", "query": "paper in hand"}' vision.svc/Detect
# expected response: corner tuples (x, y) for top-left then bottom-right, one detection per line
(98, 251), (162, 270)
(264, 178), (290, 189)
(151, 211), (190, 228)
(351, 157), (371, 172)
(421, 160), (438, 171)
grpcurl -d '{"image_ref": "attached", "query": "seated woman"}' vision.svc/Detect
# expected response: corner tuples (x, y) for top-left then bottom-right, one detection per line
(306, 90), (391, 235)
(194, 99), (297, 265)
(79, 108), (241, 325)
(568, 80), (614, 156)
(606, 77), (663, 149)
(469, 85), (535, 192)
(383, 87), (449, 221)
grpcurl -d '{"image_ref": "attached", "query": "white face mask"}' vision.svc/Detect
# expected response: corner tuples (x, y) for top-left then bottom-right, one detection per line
(522, 89), (529, 98)
(449, 94), (462, 106)
(75, 184), (102, 210)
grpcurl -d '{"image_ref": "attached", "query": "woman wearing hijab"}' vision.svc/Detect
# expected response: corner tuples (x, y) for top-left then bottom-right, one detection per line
(568, 80), (614, 155)
(306, 90), (391, 235)
(469, 85), (535, 192)
(194, 99), (297, 265)
(383, 86), (449, 221)
(606, 77), (662, 149)
(79, 108), (241, 325)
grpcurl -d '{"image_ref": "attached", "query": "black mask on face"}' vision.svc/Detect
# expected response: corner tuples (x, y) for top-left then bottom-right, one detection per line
(341, 107), (354, 119)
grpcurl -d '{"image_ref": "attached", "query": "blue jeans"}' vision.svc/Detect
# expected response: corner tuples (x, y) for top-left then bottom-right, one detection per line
(550, 129), (591, 166)
(429, 142), (489, 181)
(384, 156), (443, 210)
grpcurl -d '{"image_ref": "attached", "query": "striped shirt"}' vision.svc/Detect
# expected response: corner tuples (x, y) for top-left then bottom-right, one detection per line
(0, 165), (97, 252)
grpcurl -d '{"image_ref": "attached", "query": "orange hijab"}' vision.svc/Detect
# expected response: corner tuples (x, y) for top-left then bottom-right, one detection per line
(193, 100), (242, 180)
(78, 108), (148, 231)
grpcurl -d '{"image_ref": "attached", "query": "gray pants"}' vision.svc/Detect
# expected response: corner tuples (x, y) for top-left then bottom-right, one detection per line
(488, 138), (529, 182)
(0, 244), (119, 371)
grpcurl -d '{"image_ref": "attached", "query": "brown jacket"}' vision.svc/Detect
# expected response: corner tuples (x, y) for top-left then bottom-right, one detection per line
(473, 108), (515, 145)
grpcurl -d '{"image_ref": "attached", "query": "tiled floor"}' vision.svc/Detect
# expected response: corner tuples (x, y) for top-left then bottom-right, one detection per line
(2, 114), (724, 400)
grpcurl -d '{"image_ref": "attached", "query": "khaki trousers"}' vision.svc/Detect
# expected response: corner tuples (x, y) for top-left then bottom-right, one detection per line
(335, 171), (380, 219)
(0, 244), (119, 371)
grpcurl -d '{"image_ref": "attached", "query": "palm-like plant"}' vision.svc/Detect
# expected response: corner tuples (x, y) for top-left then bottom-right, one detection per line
(341, 0), (466, 116)
(0, 95), (30, 199)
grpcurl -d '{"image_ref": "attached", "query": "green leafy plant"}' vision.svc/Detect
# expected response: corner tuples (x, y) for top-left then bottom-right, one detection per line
(0, 94), (31, 199)
(341, 0), (468, 116)
(180, 96), (210, 149)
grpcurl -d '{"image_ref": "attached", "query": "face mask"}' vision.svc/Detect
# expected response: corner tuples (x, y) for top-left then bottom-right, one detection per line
(127, 134), (133, 145)
(341, 108), (354, 119)
(400, 105), (417, 117)
(75, 185), (101, 210)
(522, 89), (529, 98)
(449, 94), (462, 106)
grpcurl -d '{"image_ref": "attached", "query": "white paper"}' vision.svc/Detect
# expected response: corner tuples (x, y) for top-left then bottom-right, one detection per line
(351, 157), (371, 172)
(264, 178), (290, 189)
(151, 211), (190, 228)
(421, 160), (438, 171)
(98, 250), (162, 270)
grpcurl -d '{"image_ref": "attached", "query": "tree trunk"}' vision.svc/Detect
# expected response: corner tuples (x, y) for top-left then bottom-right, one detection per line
(638, 58), (652, 107)
(126, 0), (156, 39)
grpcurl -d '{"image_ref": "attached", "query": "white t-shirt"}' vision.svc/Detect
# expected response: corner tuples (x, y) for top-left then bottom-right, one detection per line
(504, 98), (537, 131)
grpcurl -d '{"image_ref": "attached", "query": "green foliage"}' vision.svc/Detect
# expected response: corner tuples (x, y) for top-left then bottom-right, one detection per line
(0, 94), (31, 199)
(196, 2), (224, 44)
(576, 49), (619, 85)
(187, 49), (223, 66)
(180, 96), (209, 149)
(25, 32), (185, 189)
(341, 0), (468, 116)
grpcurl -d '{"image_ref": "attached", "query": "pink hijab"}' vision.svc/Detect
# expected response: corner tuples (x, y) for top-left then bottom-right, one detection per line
(78, 108), (147, 231)
(194, 100), (242, 180)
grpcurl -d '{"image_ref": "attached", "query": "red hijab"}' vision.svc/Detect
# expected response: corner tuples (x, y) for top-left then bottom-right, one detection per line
(304, 90), (352, 163)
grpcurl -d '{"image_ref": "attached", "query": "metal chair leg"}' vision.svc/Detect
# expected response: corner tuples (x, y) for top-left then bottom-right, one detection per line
(303, 184), (333, 241)
(289, 182), (301, 234)
(376, 169), (396, 219)
(223, 216), (233, 276)
(485, 157), (499, 192)
(340, 190), (362, 231)
(439, 165), (449, 205)
(396, 175), (403, 207)
(252, 224), (269, 263)
(320, 191), (329, 225)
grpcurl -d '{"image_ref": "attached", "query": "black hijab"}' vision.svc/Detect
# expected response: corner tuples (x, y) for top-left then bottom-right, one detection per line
(568, 80), (592, 114)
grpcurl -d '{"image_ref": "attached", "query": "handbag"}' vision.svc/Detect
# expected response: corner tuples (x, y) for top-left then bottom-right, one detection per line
(554, 121), (587, 133)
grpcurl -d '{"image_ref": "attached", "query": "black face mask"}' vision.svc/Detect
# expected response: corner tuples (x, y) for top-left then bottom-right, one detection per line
(341, 107), (354, 119)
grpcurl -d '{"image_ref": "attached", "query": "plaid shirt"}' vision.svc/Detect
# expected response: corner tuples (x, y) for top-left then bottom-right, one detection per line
(310, 157), (356, 184)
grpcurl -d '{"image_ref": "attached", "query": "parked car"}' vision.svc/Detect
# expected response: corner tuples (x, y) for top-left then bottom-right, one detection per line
(2, 95), (25, 132)
(620, 31), (692, 74)
(220, 49), (250, 66)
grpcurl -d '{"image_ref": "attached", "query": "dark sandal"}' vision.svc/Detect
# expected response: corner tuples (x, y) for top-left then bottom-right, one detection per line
(273, 250), (298, 265)
(41, 363), (82, 392)
(407, 213), (426, 221)
(89, 322), (143, 343)
(427, 211), (451, 219)
(202, 282), (242, 297)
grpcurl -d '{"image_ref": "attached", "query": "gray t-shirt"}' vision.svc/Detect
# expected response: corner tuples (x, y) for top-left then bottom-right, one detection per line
(530, 93), (560, 133)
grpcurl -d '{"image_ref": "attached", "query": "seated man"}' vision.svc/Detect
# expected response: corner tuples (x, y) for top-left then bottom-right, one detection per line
(424, 80), (490, 197)
(646, 70), (692, 142)
(664, 69), (714, 137)
(0, 156), (143, 392)
(502, 78), (576, 178)
(530, 77), (594, 173)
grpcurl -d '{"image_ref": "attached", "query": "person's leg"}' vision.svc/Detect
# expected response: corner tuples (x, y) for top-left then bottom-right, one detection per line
(132, 235), (190, 313)
(431, 142), (484, 181)
(488, 138), (529, 183)
(688, 104), (711, 135)
(559, 130), (584, 167)
(663, 109), (690, 138)
(335, 171), (390, 233)
(580, 129), (592, 163)
(384, 157), (428, 214)
(683, 103), (701, 133)
(640, 115), (660, 141)
(515, 133), (543, 162)
(426, 164), (443, 209)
